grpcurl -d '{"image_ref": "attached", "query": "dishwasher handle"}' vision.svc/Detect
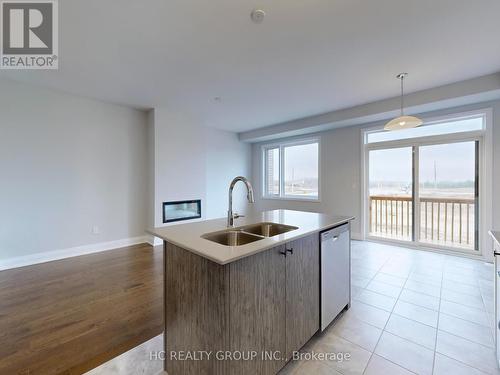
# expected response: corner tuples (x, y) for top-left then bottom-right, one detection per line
(322, 233), (340, 243)
(321, 223), (349, 240)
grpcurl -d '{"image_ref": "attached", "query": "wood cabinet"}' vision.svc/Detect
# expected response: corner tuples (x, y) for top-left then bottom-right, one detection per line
(229, 235), (320, 373)
(164, 232), (322, 375)
(229, 244), (286, 374)
(285, 235), (320, 359)
(165, 243), (230, 375)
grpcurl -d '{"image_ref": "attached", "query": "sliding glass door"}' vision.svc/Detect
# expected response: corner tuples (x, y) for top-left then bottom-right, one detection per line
(367, 140), (479, 252)
(368, 147), (413, 242)
(418, 141), (478, 250)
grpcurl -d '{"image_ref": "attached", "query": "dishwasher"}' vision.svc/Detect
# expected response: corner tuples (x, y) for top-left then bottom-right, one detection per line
(320, 223), (351, 331)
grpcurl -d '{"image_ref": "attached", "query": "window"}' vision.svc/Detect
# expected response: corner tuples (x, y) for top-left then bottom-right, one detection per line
(365, 116), (484, 144)
(265, 147), (280, 196)
(263, 139), (319, 200)
(362, 108), (491, 255)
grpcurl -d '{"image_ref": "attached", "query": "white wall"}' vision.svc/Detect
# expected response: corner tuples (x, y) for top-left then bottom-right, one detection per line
(253, 100), (500, 246)
(146, 110), (156, 242)
(0, 79), (149, 261)
(153, 110), (207, 227)
(252, 127), (362, 238)
(0, 85), (251, 265)
(153, 108), (252, 228)
(205, 129), (252, 219)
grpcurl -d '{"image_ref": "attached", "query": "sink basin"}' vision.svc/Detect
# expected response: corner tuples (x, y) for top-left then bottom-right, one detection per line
(201, 222), (299, 246)
(202, 230), (263, 246)
(239, 222), (298, 237)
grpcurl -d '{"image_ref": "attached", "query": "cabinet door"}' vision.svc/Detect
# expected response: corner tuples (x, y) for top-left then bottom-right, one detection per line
(229, 244), (287, 375)
(285, 233), (320, 359)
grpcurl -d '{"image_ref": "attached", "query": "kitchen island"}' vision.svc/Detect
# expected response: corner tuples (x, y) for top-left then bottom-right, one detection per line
(149, 209), (354, 375)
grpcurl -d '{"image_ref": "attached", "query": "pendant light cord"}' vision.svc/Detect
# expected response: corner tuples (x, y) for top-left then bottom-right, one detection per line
(400, 75), (404, 116)
(385, 73), (423, 130)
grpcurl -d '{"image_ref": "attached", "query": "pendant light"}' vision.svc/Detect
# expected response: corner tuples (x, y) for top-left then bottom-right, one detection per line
(384, 73), (423, 131)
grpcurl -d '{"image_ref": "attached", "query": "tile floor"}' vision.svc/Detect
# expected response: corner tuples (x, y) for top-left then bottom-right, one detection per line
(281, 240), (498, 375)
(87, 240), (498, 375)
(85, 335), (164, 375)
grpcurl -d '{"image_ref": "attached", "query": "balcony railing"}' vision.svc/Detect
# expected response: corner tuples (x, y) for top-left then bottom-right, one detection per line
(369, 195), (476, 249)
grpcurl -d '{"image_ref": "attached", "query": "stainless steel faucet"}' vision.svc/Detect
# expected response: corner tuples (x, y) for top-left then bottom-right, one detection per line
(227, 176), (255, 227)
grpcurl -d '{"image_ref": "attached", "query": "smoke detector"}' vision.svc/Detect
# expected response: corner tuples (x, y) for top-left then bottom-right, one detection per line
(250, 9), (266, 24)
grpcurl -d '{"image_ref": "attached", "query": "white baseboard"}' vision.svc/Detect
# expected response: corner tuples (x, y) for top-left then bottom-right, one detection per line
(0, 235), (149, 271)
(145, 235), (163, 247)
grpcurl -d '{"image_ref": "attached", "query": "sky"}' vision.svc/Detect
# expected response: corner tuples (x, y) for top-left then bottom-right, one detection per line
(284, 143), (318, 180)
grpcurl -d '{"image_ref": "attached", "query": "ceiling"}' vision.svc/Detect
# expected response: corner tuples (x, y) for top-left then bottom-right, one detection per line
(2, 0), (500, 132)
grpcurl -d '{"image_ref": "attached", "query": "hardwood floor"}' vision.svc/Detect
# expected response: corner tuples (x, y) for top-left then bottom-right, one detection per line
(0, 243), (163, 375)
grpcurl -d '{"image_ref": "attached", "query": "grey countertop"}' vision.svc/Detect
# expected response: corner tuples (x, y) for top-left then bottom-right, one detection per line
(148, 209), (354, 264)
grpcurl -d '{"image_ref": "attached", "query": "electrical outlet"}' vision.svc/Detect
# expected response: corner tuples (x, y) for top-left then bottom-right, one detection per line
(91, 225), (100, 235)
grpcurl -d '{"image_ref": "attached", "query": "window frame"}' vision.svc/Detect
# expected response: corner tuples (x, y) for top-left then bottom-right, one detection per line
(360, 108), (493, 259)
(262, 138), (321, 202)
(363, 111), (486, 146)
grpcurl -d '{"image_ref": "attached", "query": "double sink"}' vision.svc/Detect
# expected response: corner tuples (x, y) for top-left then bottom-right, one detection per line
(202, 222), (298, 246)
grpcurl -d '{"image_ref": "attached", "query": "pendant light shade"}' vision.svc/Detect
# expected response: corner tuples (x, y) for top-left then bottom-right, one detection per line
(384, 115), (423, 130)
(384, 73), (423, 131)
